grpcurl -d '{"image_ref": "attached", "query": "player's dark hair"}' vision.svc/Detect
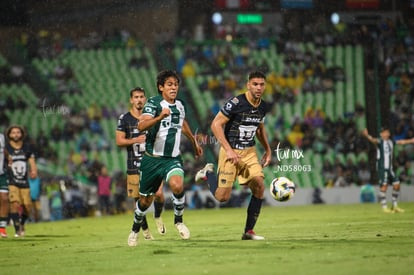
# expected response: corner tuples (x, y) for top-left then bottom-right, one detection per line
(129, 87), (145, 98)
(156, 70), (180, 94)
(6, 125), (26, 140)
(380, 126), (389, 132)
(248, 70), (266, 81)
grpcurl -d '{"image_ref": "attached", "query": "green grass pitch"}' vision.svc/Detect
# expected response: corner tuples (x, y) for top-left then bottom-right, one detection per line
(1, 203), (413, 275)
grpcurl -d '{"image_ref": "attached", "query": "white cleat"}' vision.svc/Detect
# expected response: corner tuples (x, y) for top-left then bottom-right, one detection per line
(155, 217), (166, 235)
(175, 223), (190, 240)
(142, 228), (154, 240)
(128, 231), (139, 246)
(195, 163), (214, 183)
(241, 230), (265, 241)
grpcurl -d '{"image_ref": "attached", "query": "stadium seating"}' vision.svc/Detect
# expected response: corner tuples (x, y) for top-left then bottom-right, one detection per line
(21, 47), (161, 175)
(171, 40), (366, 176)
(1, 37), (369, 188)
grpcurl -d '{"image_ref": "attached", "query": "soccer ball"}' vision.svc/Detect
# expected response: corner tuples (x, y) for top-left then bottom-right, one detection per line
(270, 177), (296, 202)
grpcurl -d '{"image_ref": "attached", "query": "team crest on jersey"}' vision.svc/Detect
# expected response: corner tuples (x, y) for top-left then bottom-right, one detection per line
(225, 102), (233, 111)
(231, 97), (239, 104)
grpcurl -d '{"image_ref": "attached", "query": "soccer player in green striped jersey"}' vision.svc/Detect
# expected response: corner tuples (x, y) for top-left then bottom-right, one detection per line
(127, 70), (203, 246)
(117, 87), (166, 241)
(0, 133), (9, 238)
(363, 127), (414, 213)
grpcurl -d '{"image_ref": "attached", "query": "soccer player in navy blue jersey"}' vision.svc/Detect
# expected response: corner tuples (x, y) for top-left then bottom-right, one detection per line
(6, 125), (37, 237)
(196, 71), (272, 240)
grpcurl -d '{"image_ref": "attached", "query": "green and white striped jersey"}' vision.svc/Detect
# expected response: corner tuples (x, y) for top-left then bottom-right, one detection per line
(142, 95), (186, 157)
(376, 138), (394, 170)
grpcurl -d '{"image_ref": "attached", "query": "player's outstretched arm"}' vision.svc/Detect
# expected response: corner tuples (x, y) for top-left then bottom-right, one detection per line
(362, 128), (379, 144)
(396, 137), (414, 145)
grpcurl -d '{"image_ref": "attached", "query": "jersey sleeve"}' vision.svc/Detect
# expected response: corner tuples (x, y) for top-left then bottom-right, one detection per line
(220, 96), (240, 118)
(116, 113), (126, 132)
(24, 143), (36, 159)
(143, 97), (159, 117)
(260, 101), (270, 123)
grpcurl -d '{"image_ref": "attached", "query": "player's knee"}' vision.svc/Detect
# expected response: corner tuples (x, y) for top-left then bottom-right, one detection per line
(168, 179), (184, 194)
(250, 178), (265, 196)
(154, 192), (164, 202)
(140, 196), (154, 209)
(214, 189), (231, 202)
(10, 202), (20, 212)
(215, 195), (229, 202)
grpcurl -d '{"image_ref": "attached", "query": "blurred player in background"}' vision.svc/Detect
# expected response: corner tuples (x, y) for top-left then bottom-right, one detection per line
(363, 127), (414, 213)
(6, 125), (37, 237)
(28, 176), (41, 222)
(128, 70), (203, 246)
(0, 132), (9, 237)
(196, 71), (272, 240)
(116, 87), (165, 241)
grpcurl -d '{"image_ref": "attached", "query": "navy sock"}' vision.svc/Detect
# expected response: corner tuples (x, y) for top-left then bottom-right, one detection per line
(10, 213), (20, 233)
(206, 171), (218, 196)
(141, 215), (149, 230)
(244, 196), (263, 233)
(153, 201), (164, 218)
(132, 222), (141, 233)
(21, 213), (28, 226)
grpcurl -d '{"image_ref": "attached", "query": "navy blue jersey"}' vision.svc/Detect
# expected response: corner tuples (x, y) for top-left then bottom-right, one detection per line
(6, 142), (34, 188)
(220, 93), (269, 149)
(116, 112), (146, 175)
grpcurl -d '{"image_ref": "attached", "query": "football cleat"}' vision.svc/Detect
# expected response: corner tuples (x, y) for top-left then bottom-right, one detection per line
(128, 231), (139, 246)
(0, 228), (7, 238)
(195, 163), (214, 183)
(382, 207), (393, 213)
(142, 228), (154, 240)
(392, 207), (405, 213)
(175, 223), (190, 240)
(155, 217), (166, 235)
(241, 230), (265, 241)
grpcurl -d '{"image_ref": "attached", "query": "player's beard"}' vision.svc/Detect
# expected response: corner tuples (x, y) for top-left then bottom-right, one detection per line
(135, 103), (143, 111)
(10, 136), (22, 143)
